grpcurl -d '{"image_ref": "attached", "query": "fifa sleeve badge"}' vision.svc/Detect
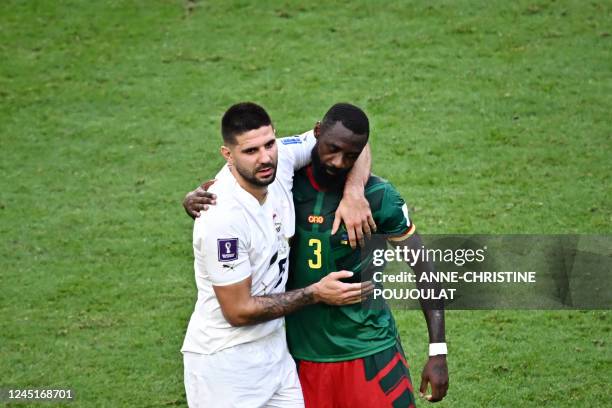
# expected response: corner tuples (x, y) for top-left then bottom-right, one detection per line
(217, 238), (239, 262)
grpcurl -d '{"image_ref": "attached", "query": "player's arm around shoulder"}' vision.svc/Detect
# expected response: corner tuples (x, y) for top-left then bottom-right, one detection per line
(273, 131), (317, 192)
(334, 143), (376, 248)
(182, 166), (231, 219)
(277, 131), (316, 172)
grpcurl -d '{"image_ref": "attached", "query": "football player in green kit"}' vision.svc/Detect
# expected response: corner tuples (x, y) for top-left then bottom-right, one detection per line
(184, 103), (448, 407)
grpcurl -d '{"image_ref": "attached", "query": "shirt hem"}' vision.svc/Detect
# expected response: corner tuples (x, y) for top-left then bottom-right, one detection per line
(290, 338), (397, 363)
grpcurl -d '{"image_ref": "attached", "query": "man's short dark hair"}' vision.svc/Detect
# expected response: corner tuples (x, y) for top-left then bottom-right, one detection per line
(320, 103), (369, 138)
(221, 102), (272, 145)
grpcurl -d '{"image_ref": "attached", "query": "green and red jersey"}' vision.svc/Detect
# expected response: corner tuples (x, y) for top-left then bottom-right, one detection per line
(286, 165), (415, 362)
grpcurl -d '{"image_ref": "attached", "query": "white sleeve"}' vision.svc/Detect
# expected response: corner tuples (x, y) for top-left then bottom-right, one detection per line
(278, 130), (317, 171)
(194, 214), (251, 286)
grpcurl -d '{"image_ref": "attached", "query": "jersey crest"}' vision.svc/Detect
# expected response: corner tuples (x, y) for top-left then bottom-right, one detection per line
(273, 213), (282, 232)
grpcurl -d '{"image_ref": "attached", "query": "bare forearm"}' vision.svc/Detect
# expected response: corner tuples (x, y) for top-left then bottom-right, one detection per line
(414, 267), (446, 343)
(412, 262), (446, 343)
(218, 271), (363, 327)
(345, 143), (371, 189)
(233, 286), (317, 326)
(422, 309), (445, 343)
(412, 258), (446, 342)
(397, 233), (446, 342)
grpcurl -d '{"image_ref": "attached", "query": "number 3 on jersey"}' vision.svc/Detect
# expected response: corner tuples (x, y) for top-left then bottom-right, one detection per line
(308, 238), (322, 269)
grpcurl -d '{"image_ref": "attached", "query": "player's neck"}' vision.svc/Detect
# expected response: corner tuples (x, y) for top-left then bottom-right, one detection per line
(230, 167), (268, 204)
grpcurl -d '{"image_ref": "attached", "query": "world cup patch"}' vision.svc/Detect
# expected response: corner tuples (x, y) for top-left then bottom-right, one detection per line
(218, 238), (238, 262)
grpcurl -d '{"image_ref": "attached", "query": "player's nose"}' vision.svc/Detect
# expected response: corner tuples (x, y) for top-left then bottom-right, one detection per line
(330, 154), (343, 169)
(259, 148), (273, 164)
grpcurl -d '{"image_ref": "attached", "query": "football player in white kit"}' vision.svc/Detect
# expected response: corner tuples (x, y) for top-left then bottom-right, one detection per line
(181, 102), (373, 408)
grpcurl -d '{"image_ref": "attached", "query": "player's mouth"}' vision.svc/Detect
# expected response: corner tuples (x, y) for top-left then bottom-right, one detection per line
(324, 166), (339, 175)
(257, 167), (274, 177)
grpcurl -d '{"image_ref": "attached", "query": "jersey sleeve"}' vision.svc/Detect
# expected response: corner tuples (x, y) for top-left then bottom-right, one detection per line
(193, 212), (251, 286)
(278, 130), (316, 171)
(377, 184), (416, 241)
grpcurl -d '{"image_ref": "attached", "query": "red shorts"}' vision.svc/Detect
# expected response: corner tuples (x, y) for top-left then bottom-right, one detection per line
(296, 343), (415, 408)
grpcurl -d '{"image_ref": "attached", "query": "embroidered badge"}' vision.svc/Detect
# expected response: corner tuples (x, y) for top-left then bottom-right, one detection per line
(273, 213), (282, 232)
(217, 238), (238, 262)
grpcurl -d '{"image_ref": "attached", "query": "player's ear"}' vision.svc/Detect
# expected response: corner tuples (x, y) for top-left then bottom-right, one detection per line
(314, 122), (321, 139)
(221, 145), (232, 165)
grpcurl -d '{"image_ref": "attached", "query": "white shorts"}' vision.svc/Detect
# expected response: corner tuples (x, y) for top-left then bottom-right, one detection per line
(183, 329), (304, 408)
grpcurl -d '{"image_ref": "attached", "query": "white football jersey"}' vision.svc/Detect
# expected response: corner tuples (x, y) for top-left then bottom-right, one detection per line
(181, 131), (316, 355)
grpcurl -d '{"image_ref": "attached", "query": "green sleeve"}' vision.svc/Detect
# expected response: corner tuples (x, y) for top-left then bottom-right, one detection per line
(376, 184), (412, 236)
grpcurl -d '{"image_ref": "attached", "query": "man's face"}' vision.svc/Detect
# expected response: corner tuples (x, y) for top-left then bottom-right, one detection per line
(314, 121), (367, 179)
(225, 125), (278, 187)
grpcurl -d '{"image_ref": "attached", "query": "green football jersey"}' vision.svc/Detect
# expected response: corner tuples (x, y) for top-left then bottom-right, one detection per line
(286, 165), (414, 362)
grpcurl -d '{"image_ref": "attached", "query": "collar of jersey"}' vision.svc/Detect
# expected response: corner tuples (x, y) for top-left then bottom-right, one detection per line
(306, 165), (325, 192)
(227, 172), (271, 210)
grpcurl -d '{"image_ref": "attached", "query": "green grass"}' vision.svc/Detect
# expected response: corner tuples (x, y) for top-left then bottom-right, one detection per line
(0, 0), (610, 406)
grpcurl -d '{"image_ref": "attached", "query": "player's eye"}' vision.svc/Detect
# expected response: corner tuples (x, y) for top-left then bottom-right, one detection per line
(265, 140), (276, 149)
(244, 148), (257, 154)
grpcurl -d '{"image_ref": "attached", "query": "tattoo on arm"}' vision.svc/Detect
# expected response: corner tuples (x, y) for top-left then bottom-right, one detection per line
(245, 287), (316, 325)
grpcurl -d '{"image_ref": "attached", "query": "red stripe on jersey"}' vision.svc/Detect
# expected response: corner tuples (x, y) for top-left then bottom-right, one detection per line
(306, 165), (324, 192)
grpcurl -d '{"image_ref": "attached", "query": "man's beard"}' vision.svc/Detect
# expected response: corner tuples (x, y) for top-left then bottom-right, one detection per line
(234, 162), (277, 187)
(311, 149), (350, 190)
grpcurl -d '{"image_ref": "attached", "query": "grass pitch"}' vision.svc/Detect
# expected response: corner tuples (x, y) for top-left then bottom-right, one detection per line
(1, 1), (610, 407)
